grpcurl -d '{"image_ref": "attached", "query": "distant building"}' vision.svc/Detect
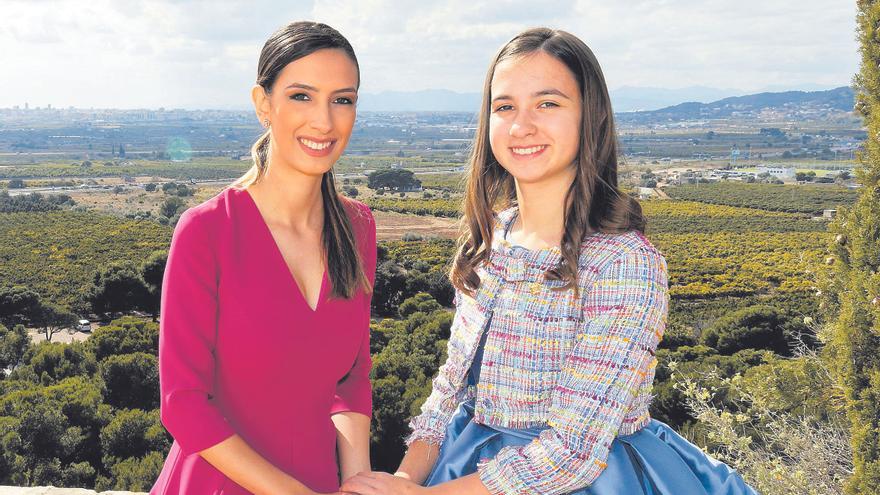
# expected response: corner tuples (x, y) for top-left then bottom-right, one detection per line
(824, 209), (837, 219)
(638, 187), (656, 199)
(756, 166), (796, 179)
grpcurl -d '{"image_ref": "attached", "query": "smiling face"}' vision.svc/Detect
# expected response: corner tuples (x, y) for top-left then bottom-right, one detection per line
(489, 50), (582, 188)
(253, 48), (359, 178)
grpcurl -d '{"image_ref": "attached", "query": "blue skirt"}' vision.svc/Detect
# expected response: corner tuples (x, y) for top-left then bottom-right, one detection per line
(424, 399), (758, 495)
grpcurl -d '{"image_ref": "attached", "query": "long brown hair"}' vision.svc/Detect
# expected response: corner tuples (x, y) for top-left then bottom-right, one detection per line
(231, 21), (369, 299)
(451, 27), (646, 296)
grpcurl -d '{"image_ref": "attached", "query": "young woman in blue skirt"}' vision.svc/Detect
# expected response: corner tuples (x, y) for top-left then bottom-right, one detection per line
(343, 27), (758, 495)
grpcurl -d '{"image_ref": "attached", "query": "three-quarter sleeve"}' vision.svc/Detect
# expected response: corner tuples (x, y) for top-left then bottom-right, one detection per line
(331, 203), (377, 416)
(477, 246), (669, 495)
(405, 289), (470, 447)
(158, 209), (236, 455)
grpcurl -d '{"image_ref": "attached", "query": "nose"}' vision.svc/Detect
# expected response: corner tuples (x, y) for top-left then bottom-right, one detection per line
(309, 102), (333, 134)
(509, 111), (536, 139)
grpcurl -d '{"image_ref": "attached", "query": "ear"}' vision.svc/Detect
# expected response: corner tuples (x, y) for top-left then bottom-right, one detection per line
(251, 85), (271, 126)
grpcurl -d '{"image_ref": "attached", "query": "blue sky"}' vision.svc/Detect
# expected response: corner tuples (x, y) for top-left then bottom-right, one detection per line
(0, 0), (860, 109)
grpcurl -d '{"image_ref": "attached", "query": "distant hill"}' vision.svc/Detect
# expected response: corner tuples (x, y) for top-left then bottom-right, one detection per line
(617, 86), (856, 123)
(357, 86), (855, 117)
(610, 86), (745, 112)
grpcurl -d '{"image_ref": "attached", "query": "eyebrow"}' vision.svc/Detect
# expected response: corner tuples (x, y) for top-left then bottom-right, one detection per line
(491, 88), (571, 103)
(285, 82), (358, 94)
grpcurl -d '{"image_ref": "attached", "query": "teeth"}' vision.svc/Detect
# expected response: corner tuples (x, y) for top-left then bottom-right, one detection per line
(511, 145), (546, 155)
(300, 138), (332, 150)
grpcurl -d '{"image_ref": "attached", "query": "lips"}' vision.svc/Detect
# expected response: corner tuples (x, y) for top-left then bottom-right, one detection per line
(298, 136), (336, 157)
(509, 144), (548, 158)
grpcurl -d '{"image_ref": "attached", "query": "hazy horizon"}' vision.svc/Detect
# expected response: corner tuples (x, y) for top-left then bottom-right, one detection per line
(1, 0), (858, 110)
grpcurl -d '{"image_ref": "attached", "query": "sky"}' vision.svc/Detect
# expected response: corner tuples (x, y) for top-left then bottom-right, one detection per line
(0, 0), (860, 109)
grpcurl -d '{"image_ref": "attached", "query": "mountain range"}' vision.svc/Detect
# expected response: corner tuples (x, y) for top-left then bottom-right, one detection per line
(356, 85), (854, 116)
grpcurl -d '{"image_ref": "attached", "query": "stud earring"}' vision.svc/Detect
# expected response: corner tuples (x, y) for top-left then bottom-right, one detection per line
(263, 119), (270, 128)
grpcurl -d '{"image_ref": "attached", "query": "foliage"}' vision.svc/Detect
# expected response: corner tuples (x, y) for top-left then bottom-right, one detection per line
(664, 182), (857, 215)
(369, 294), (452, 471)
(672, 351), (851, 495)
(85, 262), (151, 316)
(366, 197), (461, 217)
(700, 305), (811, 357)
(0, 191), (75, 213)
(0, 210), (171, 308)
(367, 168), (422, 191)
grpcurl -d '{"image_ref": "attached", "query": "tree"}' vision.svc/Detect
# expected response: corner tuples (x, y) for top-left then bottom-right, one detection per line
(31, 302), (78, 342)
(144, 183), (157, 192)
(818, 4), (880, 492)
(27, 341), (98, 384)
(99, 353), (159, 410)
(160, 196), (185, 218)
(0, 286), (41, 327)
(700, 305), (808, 357)
(98, 409), (168, 471)
(85, 317), (158, 361)
(140, 251), (167, 318)
(8, 179), (25, 189)
(371, 260), (409, 316)
(0, 323), (31, 370)
(367, 169), (421, 192)
(86, 262), (151, 315)
(343, 185), (359, 198)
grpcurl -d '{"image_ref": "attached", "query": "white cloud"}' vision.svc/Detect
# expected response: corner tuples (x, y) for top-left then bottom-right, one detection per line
(0, 0), (860, 108)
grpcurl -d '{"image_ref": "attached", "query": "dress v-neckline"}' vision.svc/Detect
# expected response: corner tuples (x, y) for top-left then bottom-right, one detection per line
(240, 188), (328, 313)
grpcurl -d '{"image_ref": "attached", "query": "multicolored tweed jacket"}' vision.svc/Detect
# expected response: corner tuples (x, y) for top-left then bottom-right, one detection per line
(406, 207), (669, 495)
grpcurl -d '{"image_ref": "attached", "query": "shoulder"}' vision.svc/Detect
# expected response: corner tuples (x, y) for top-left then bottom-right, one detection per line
(579, 230), (666, 275)
(174, 186), (240, 238)
(341, 197), (376, 240)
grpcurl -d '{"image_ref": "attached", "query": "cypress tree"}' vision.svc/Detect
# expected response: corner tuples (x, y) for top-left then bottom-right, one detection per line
(821, 2), (880, 492)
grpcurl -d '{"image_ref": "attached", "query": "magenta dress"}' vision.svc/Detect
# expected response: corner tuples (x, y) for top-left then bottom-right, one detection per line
(150, 187), (376, 495)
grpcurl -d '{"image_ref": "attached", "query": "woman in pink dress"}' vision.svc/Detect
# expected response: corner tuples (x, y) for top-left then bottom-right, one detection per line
(150, 21), (376, 495)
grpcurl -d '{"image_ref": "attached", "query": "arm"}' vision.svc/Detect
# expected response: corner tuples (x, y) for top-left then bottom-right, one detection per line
(331, 202), (376, 482)
(332, 411), (372, 482)
(200, 435), (317, 495)
(476, 247), (669, 495)
(159, 211), (317, 495)
(393, 439), (439, 485)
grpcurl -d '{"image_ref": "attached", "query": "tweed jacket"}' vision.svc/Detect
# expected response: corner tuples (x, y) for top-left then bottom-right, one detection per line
(406, 207), (669, 495)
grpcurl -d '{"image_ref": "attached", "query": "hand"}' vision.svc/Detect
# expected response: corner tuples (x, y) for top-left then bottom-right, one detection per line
(340, 471), (425, 495)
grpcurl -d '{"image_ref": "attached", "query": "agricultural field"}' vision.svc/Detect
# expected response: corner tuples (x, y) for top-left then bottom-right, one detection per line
(664, 182), (858, 214)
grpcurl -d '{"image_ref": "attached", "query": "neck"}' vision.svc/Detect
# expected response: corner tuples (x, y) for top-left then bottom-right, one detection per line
(510, 170), (575, 250)
(249, 153), (325, 233)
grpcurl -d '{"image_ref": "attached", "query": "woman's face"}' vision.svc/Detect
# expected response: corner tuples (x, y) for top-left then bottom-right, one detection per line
(488, 50), (582, 188)
(255, 48), (358, 177)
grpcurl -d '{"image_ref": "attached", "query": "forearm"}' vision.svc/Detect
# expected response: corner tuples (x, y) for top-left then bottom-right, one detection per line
(332, 411), (372, 481)
(394, 440), (440, 485)
(199, 434), (315, 495)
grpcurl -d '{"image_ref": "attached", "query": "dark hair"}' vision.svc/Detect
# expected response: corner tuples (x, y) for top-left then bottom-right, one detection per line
(233, 21), (368, 299)
(451, 27), (646, 296)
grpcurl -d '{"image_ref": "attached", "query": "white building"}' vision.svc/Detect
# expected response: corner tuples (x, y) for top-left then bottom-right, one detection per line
(756, 166), (796, 179)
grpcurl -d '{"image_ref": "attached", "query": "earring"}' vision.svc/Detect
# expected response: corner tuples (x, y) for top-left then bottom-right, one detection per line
(263, 119), (270, 128)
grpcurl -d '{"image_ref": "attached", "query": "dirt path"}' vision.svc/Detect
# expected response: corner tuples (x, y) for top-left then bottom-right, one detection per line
(372, 210), (460, 240)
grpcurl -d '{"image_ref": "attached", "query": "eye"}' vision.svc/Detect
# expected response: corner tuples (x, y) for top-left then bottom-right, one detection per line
(334, 96), (355, 105)
(538, 101), (559, 109)
(289, 93), (310, 101)
(493, 104), (513, 112)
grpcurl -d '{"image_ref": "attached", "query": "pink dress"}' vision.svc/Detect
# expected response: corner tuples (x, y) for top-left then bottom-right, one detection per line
(150, 187), (376, 495)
